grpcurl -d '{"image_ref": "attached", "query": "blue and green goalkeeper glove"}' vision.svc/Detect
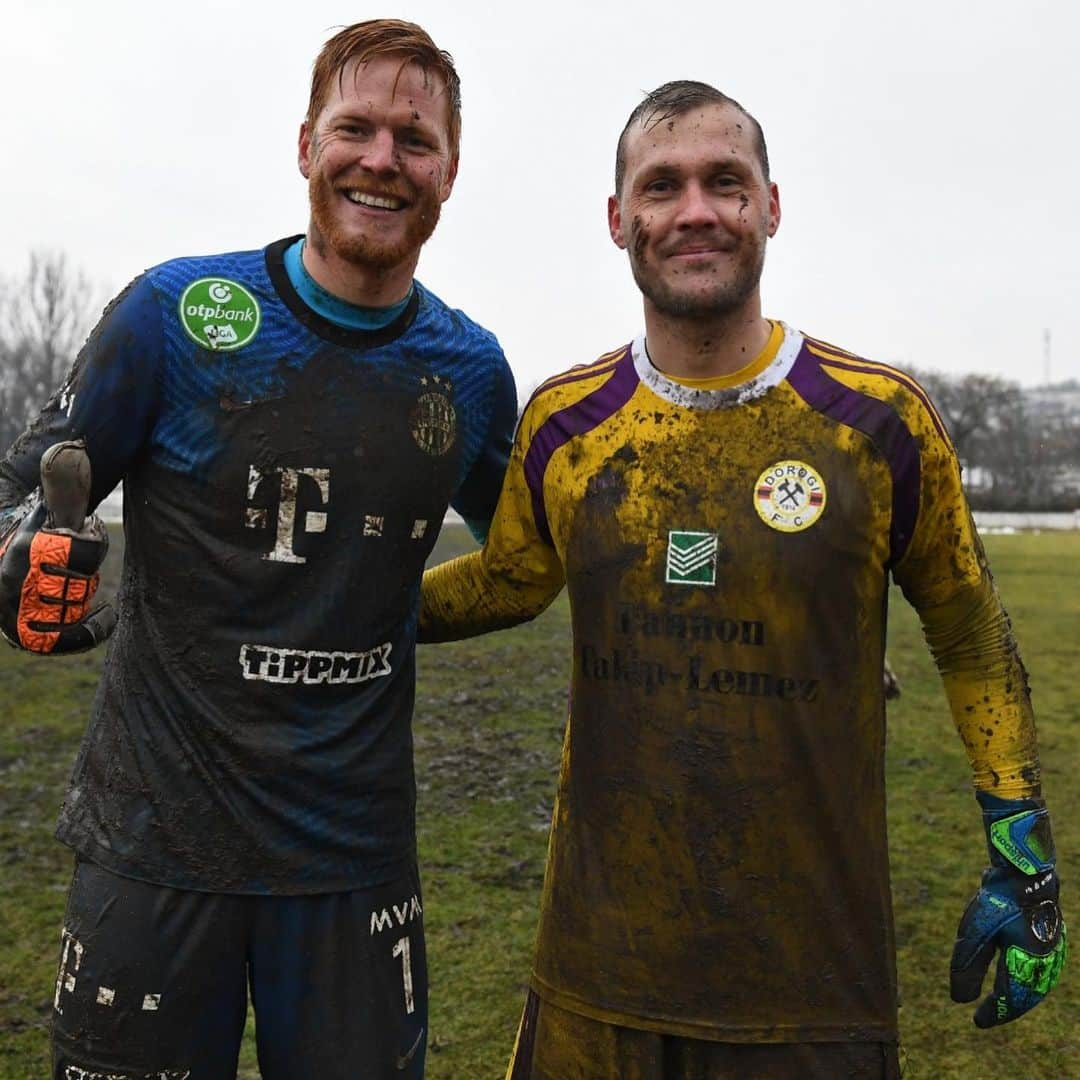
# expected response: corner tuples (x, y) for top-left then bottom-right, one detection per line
(950, 791), (1067, 1027)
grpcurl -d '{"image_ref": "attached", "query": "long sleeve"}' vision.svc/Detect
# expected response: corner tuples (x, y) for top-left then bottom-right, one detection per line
(918, 568), (1039, 797)
(819, 352), (1042, 801)
(420, 389), (565, 641)
(449, 355), (517, 543)
(0, 276), (163, 521)
(887, 386), (1039, 799)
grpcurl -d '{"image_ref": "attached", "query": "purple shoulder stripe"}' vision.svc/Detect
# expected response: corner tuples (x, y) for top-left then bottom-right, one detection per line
(523, 347), (638, 546)
(521, 353), (625, 413)
(805, 342), (951, 446)
(788, 345), (921, 568)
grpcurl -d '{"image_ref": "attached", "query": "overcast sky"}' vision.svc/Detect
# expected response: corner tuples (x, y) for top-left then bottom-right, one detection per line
(4, 0), (1077, 394)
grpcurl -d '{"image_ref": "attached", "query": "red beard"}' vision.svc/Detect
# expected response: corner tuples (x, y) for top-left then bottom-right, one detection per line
(307, 174), (443, 272)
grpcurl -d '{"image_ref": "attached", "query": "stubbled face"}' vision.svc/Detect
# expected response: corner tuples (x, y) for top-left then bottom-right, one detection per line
(609, 103), (780, 320)
(299, 55), (457, 273)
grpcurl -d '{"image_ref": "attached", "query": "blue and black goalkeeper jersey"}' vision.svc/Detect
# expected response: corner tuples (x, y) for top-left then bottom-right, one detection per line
(0, 237), (516, 893)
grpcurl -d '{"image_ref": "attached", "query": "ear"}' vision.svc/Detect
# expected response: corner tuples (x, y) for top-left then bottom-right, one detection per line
(298, 121), (313, 180)
(608, 194), (627, 250)
(439, 152), (459, 203)
(767, 181), (781, 238)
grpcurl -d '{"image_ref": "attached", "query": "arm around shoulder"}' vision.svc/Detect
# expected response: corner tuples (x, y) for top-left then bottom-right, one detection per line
(421, 385), (565, 642)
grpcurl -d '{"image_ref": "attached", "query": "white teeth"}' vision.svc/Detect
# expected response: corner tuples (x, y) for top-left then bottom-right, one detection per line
(345, 191), (404, 210)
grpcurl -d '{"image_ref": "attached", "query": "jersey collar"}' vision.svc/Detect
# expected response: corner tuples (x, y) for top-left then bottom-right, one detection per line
(632, 323), (803, 410)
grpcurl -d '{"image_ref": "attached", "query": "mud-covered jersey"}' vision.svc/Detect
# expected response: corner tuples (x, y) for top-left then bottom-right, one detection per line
(421, 323), (1038, 1041)
(0, 237), (516, 893)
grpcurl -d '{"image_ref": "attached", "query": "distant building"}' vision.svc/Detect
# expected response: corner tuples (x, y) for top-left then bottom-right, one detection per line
(1024, 380), (1080, 501)
(1023, 379), (1080, 423)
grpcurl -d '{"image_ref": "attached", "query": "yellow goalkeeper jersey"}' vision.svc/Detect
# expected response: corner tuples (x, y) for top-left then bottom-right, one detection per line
(421, 322), (1039, 1042)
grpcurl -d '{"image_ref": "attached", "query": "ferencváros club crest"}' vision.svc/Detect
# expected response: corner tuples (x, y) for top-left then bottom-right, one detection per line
(411, 374), (457, 456)
(754, 460), (827, 533)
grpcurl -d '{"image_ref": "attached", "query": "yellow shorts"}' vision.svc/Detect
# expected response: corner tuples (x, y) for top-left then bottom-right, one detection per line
(506, 990), (902, 1080)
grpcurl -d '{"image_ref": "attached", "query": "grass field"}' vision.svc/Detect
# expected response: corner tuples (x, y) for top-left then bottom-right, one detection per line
(1, 527), (1076, 1078)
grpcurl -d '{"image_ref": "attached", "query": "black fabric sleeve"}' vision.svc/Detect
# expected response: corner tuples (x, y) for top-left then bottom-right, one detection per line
(0, 276), (164, 522)
(450, 354), (517, 541)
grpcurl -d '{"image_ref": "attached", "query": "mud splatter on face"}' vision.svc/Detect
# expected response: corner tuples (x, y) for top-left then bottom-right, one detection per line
(631, 214), (650, 263)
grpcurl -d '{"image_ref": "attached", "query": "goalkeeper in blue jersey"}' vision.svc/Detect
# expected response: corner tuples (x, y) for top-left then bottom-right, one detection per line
(0, 20), (516, 1079)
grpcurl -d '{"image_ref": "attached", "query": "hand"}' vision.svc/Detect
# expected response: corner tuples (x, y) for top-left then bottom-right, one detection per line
(0, 442), (116, 654)
(950, 794), (1068, 1027)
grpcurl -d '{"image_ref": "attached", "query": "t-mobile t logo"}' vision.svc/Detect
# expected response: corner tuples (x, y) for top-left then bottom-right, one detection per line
(244, 465), (330, 563)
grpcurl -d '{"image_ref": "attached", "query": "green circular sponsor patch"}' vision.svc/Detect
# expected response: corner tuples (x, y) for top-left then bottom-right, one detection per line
(178, 277), (261, 351)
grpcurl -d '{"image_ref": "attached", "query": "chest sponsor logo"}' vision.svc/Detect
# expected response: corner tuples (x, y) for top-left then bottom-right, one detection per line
(411, 374), (457, 456)
(239, 642), (392, 685)
(179, 277), (261, 351)
(580, 645), (819, 703)
(754, 460), (826, 533)
(666, 530), (718, 586)
(244, 465), (329, 564)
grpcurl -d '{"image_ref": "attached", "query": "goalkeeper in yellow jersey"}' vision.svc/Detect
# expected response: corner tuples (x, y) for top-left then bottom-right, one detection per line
(420, 81), (1066, 1078)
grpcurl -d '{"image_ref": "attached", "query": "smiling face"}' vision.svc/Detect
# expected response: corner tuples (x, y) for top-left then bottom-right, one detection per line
(609, 102), (780, 322)
(298, 54), (458, 282)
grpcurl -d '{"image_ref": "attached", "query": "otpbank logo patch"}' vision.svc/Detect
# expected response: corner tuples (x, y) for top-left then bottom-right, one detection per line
(665, 530), (718, 586)
(179, 277), (261, 352)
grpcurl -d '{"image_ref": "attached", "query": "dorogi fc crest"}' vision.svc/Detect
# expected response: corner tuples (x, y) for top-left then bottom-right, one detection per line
(666, 530), (718, 586)
(754, 460), (827, 533)
(411, 374), (457, 456)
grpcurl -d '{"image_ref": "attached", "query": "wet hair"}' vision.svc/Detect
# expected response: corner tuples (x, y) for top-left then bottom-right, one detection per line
(306, 19), (462, 151)
(614, 80), (769, 194)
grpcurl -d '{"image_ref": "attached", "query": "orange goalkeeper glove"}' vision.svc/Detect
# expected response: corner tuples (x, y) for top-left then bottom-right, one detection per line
(0, 441), (115, 654)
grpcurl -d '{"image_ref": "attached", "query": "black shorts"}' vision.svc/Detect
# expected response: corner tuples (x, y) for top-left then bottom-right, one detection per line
(51, 859), (427, 1079)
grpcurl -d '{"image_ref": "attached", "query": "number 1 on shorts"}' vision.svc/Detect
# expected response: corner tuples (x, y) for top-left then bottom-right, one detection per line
(393, 936), (415, 1014)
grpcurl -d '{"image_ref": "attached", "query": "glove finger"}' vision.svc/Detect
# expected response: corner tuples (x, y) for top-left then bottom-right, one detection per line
(950, 932), (996, 1003)
(37, 603), (118, 655)
(973, 928), (1068, 1028)
(973, 992), (1009, 1028)
(2, 506), (111, 651)
(973, 949), (1036, 1028)
(950, 890), (1012, 1001)
(42, 515), (109, 574)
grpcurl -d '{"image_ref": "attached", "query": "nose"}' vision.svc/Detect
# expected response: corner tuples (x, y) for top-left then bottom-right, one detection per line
(674, 181), (719, 228)
(361, 127), (398, 176)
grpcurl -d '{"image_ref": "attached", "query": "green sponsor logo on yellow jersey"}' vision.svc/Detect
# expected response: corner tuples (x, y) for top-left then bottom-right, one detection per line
(666, 530), (718, 586)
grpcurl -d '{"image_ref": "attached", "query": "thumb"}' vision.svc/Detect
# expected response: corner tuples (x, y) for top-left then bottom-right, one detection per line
(40, 441), (92, 532)
(49, 603), (118, 654)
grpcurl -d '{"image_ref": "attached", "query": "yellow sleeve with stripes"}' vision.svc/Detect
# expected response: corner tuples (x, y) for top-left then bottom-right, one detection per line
(420, 381), (568, 642)
(821, 351), (1040, 799)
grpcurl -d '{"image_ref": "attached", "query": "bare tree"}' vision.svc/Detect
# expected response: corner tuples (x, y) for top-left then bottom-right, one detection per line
(911, 368), (1080, 510)
(0, 252), (101, 451)
(909, 370), (1025, 466)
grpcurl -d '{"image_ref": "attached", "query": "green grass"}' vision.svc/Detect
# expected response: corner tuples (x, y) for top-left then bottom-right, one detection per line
(884, 532), (1079, 1077)
(1, 528), (1076, 1078)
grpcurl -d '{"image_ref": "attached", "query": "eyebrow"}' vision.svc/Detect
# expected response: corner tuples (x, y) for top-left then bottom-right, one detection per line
(638, 156), (748, 177)
(329, 108), (439, 133)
